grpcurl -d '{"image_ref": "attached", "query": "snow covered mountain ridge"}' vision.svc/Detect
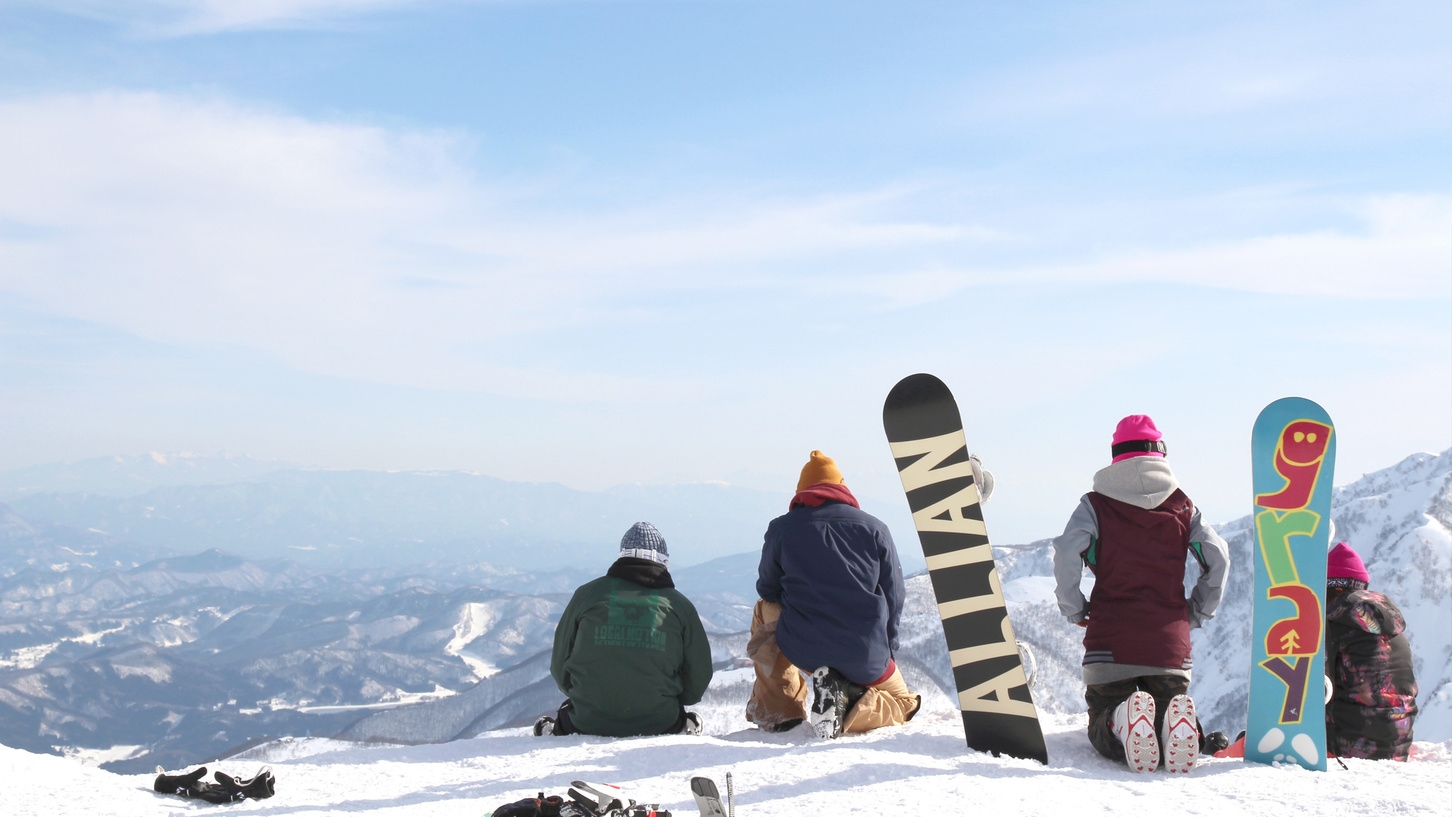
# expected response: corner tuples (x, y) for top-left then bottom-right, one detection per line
(0, 449), (1447, 776)
(1189, 449), (1451, 740)
(986, 449), (1452, 741)
(290, 447), (1452, 751)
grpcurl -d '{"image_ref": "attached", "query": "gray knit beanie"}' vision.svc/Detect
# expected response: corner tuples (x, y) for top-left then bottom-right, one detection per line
(619, 522), (669, 567)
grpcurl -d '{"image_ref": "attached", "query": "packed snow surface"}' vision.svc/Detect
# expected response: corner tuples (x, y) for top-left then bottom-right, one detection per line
(5, 710), (1448, 816)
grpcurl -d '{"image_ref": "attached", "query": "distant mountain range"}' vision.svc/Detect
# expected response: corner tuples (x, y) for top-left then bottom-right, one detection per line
(0, 455), (807, 569)
(0, 507), (760, 773)
(0, 453), (295, 499)
(0, 449), (1446, 773)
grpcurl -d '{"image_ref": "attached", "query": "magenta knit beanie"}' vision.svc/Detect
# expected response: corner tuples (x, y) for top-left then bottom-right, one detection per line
(1111, 415), (1167, 463)
(1327, 542), (1369, 589)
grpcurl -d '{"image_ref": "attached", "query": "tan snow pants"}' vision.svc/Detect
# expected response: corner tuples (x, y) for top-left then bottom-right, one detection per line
(744, 600), (920, 733)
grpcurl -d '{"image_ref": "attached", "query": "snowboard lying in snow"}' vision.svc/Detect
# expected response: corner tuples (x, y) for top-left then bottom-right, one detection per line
(882, 373), (1048, 764)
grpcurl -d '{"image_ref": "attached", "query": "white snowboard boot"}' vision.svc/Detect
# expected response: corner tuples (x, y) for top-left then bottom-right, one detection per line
(1112, 691), (1160, 772)
(1161, 694), (1200, 774)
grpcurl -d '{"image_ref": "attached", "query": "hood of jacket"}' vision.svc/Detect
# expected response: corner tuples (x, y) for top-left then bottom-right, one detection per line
(1092, 456), (1181, 510)
(605, 557), (675, 589)
(1327, 588), (1406, 637)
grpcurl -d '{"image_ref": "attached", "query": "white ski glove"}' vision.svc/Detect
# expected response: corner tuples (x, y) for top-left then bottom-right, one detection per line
(970, 454), (995, 503)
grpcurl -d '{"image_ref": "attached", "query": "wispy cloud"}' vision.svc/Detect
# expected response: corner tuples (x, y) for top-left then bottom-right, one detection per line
(1047, 194), (1448, 297)
(3, 92), (1446, 405)
(951, 6), (1451, 142)
(801, 192), (1451, 308)
(0, 92), (980, 398)
(0, 87), (1446, 429)
(23, 0), (462, 36)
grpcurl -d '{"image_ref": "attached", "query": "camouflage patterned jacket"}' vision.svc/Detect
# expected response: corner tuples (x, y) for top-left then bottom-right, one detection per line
(1324, 589), (1418, 760)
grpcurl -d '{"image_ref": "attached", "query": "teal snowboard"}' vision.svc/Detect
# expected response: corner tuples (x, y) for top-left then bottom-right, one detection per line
(1246, 397), (1334, 770)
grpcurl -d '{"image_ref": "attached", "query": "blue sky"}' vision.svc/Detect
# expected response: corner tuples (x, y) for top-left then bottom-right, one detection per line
(0, 0), (1448, 545)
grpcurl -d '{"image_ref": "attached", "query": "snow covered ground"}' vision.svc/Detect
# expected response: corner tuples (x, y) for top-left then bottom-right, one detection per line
(6, 704), (1449, 816)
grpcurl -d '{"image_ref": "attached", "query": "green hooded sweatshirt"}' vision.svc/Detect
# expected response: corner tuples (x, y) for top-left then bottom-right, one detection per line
(550, 558), (714, 736)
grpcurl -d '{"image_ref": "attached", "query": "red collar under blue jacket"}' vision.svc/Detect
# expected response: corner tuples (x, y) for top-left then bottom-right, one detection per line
(788, 482), (861, 510)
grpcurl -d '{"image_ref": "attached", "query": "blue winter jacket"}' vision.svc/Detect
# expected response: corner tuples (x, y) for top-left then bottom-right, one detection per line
(756, 491), (905, 686)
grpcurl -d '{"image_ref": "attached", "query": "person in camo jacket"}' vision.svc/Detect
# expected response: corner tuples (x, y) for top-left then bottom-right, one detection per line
(1052, 415), (1230, 774)
(1325, 542), (1419, 760)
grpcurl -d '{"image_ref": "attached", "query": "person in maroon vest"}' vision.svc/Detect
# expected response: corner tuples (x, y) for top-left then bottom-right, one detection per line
(1052, 415), (1229, 774)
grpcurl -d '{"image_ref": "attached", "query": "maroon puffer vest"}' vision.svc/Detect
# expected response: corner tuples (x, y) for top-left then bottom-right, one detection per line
(1081, 490), (1195, 670)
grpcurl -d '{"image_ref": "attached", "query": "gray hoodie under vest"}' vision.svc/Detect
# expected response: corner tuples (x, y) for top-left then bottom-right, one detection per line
(1052, 456), (1230, 684)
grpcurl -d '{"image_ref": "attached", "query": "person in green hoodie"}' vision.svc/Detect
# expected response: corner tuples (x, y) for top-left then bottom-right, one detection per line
(534, 522), (714, 737)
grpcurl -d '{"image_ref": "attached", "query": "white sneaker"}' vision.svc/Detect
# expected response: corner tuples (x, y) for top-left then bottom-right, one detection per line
(1161, 694), (1199, 774)
(1112, 691), (1160, 772)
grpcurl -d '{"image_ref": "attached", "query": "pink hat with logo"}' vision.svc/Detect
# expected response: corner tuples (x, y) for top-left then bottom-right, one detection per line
(1327, 542), (1370, 589)
(1111, 415), (1167, 463)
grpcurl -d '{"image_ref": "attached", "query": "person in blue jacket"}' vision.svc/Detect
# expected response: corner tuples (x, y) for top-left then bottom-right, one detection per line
(745, 450), (920, 738)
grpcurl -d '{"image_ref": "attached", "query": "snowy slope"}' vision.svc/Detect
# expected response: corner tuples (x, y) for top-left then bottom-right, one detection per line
(1332, 451), (1452, 738)
(1187, 450), (1452, 738)
(3, 449), (1447, 776)
(975, 450), (1452, 739)
(1, 451), (1450, 814)
(4, 712), (1449, 817)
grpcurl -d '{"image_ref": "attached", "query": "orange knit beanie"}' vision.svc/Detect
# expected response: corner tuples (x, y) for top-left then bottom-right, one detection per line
(796, 450), (845, 492)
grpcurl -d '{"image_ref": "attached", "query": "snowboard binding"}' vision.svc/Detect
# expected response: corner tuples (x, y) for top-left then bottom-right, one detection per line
(567, 780), (671, 817)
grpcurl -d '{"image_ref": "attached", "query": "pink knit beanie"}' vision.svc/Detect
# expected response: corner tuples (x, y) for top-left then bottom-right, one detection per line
(1111, 415), (1167, 463)
(1327, 542), (1370, 589)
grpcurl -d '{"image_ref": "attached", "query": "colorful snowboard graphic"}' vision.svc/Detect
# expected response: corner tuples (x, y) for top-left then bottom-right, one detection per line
(1246, 397), (1335, 770)
(883, 373), (1048, 764)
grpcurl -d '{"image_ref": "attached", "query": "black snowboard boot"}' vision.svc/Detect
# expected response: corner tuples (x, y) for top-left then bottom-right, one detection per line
(809, 666), (866, 739)
(1201, 731), (1231, 755)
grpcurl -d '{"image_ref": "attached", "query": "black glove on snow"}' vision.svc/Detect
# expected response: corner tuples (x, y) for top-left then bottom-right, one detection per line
(153, 766), (208, 795)
(153, 766), (276, 804)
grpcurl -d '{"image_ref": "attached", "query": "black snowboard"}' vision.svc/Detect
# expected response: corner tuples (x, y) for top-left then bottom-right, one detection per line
(883, 373), (1048, 764)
